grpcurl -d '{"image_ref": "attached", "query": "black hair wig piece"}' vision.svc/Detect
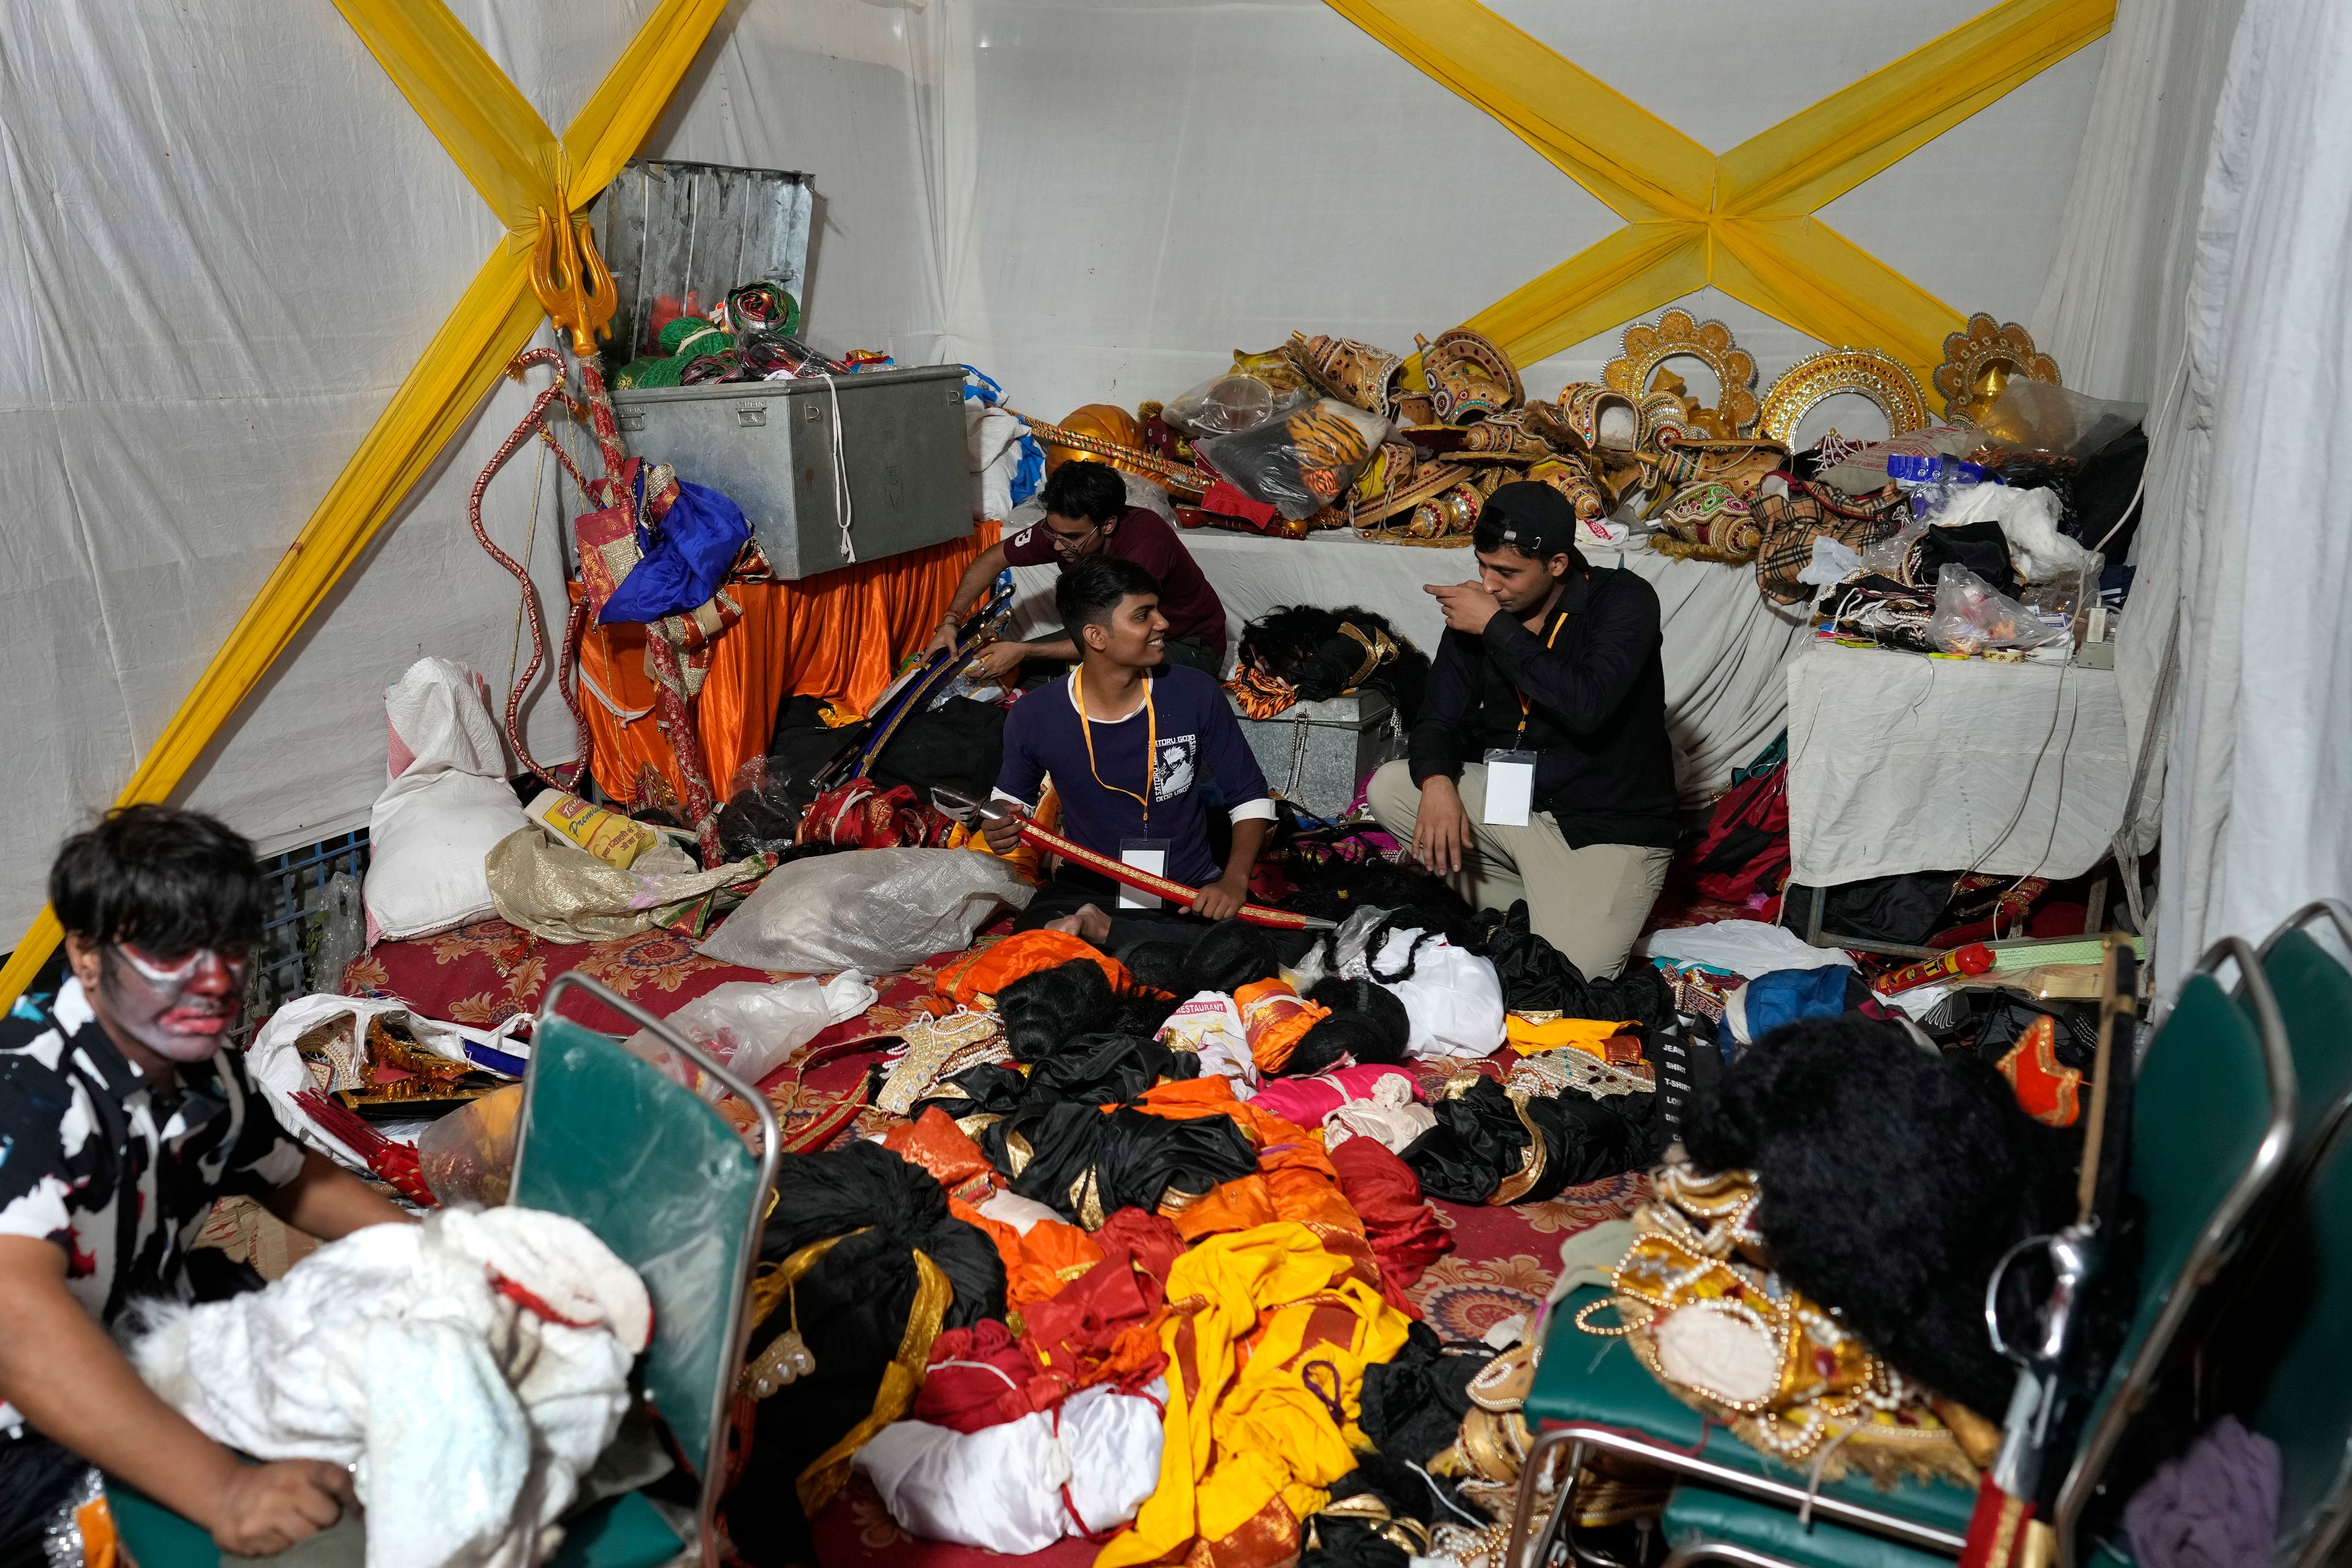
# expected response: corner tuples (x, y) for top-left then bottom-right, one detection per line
(50, 804), (264, 956)
(1238, 605), (1432, 729)
(993, 959), (1118, 1063)
(1683, 1012), (2079, 1415)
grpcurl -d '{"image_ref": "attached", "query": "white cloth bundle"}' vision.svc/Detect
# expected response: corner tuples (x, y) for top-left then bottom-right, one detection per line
(853, 1381), (1165, 1555)
(129, 1207), (650, 1568)
(1346, 928), (1506, 1062)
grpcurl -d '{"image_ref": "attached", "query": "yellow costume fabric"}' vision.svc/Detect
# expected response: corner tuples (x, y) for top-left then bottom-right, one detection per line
(1096, 1223), (1412, 1568)
(1506, 1016), (1638, 1058)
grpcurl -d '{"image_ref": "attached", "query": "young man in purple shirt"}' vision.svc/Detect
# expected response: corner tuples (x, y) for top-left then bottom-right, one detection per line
(927, 461), (1229, 678)
(982, 556), (1273, 954)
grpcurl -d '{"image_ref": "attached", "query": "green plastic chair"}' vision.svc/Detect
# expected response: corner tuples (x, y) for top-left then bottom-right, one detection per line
(109, 973), (779, 1568)
(2233, 901), (2352, 1568)
(1510, 935), (2297, 1568)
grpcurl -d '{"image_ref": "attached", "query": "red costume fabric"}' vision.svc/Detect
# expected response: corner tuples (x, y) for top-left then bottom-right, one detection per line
(1328, 1136), (1453, 1315)
(1018, 1207), (1185, 1395)
(912, 1319), (1063, 1433)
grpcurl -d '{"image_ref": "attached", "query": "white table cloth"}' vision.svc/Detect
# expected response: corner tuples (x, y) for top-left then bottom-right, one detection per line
(1784, 644), (2130, 887)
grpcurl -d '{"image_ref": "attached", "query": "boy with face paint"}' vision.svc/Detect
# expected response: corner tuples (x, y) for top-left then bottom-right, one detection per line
(0, 807), (411, 1561)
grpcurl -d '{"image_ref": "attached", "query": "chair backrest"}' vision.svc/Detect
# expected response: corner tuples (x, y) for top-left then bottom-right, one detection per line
(2054, 938), (2297, 1567)
(513, 973), (779, 1542)
(2258, 903), (2352, 1149)
(2247, 906), (2352, 1568)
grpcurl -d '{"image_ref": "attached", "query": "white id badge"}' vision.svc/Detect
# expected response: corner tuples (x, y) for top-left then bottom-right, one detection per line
(1119, 838), (1172, 910)
(1482, 749), (1538, 828)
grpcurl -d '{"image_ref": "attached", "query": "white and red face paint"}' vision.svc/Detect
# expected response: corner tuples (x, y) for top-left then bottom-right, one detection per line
(99, 944), (249, 1064)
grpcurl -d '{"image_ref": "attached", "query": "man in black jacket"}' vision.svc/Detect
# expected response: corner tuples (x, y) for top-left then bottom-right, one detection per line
(1366, 483), (1676, 978)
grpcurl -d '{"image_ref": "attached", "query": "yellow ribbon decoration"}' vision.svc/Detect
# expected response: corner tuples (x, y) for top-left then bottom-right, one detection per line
(0, 0), (727, 1008)
(1325, 0), (2113, 382)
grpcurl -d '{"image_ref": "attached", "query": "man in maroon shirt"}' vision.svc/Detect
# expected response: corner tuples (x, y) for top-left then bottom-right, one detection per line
(927, 461), (1228, 677)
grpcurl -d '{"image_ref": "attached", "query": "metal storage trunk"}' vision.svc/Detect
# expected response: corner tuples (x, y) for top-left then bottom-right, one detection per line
(1231, 690), (1401, 819)
(567, 366), (972, 581)
(587, 159), (815, 366)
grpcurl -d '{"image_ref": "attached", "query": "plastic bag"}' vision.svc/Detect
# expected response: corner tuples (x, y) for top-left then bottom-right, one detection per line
(484, 827), (768, 944)
(304, 872), (366, 995)
(717, 756), (805, 861)
(1927, 564), (2073, 657)
(1161, 372), (1314, 437)
(1195, 398), (1390, 519)
(1973, 380), (2144, 462)
(417, 1084), (524, 1206)
(1935, 483), (2103, 583)
(1816, 425), (1982, 498)
(698, 848), (1036, 973)
(623, 973), (878, 1099)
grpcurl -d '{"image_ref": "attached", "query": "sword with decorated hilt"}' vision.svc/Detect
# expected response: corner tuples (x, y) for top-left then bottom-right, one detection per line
(1961, 935), (2138, 1568)
(929, 788), (1336, 933)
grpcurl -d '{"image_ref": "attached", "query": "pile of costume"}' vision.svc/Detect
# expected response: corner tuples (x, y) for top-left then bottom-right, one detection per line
(710, 873), (1698, 1567)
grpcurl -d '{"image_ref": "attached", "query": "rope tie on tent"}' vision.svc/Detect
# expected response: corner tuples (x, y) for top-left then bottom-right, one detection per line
(469, 347), (595, 791)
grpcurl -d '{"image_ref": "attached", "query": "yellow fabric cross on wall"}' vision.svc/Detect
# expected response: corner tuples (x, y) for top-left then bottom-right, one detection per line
(1325, 0), (2113, 385)
(0, 0), (726, 1005)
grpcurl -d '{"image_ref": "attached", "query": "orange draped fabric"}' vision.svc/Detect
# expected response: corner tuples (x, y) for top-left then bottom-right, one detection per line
(577, 520), (1004, 804)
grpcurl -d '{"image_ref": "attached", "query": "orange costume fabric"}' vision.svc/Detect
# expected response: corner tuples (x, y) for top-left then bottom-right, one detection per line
(579, 519), (1003, 805)
(885, 1110), (1104, 1311)
(935, 929), (1139, 1009)
(1094, 1223), (1413, 1568)
(1133, 1078), (1363, 1245)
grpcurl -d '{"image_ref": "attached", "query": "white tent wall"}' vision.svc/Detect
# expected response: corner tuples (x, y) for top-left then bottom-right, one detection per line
(955, 0), (2105, 424)
(1, 0), (2111, 941)
(0, 0), (948, 938)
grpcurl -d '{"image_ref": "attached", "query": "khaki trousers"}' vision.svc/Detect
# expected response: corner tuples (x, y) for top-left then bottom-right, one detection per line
(1365, 758), (1671, 981)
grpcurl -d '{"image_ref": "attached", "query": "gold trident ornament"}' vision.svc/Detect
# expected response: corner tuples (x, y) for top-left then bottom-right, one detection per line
(530, 206), (619, 356)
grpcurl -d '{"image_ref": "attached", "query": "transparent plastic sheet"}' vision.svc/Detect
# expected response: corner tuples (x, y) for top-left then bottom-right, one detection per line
(417, 1083), (524, 1206)
(1161, 372), (1313, 437)
(1927, 564), (2074, 656)
(1194, 398), (1390, 519)
(1817, 424), (1983, 496)
(717, 756), (805, 861)
(620, 973), (878, 1100)
(696, 847), (1035, 974)
(1973, 380), (2146, 461)
(304, 872), (365, 996)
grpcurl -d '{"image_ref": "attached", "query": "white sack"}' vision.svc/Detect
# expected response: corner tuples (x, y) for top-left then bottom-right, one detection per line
(853, 1382), (1166, 1554)
(129, 1207), (650, 1568)
(697, 848), (1034, 973)
(364, 659), (529, 943)
(1643, 919), (1858, 979)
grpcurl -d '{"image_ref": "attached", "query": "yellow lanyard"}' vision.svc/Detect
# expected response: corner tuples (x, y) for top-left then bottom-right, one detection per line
(1514, 610), (1570, 746)
(1073, 673), (1157, 826)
